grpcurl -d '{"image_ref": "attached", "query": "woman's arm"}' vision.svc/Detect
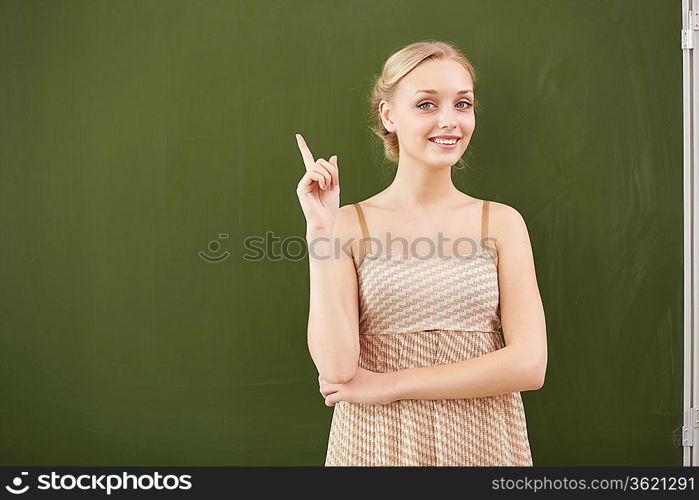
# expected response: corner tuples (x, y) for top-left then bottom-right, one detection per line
(293, 136), (359, 386)
(306, 206), (361, 384)
(381, 203), (548, 402)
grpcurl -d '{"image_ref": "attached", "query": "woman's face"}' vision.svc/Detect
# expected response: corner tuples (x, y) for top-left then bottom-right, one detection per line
(380, 59), (475, 168)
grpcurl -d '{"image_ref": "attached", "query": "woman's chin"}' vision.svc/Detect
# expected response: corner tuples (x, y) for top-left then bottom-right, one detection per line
(427, 152), (463, 167)
(424, 159), (459, 170)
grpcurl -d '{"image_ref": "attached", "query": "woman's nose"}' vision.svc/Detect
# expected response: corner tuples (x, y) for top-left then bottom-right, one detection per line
(438, 110), (458, 128)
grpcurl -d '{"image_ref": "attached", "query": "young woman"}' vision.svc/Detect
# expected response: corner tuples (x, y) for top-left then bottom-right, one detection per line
(295, 40), (547, 466)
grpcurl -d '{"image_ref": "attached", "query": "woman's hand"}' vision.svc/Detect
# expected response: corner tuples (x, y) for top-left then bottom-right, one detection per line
(318, 367), (396, 407)
(295, 133), (340, 232)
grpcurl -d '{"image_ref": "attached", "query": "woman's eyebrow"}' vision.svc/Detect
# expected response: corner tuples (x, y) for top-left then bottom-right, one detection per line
(414, 89), (474, 95)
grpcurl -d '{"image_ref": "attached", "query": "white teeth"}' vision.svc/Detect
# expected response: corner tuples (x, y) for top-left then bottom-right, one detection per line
(431, 138), (458, 145)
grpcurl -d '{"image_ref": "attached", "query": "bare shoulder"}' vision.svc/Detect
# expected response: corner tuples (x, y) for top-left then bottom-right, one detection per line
(334, 203), (361, 236)
(333, 203), (363, 260)
(486, 200), (532, 253)
(487, 200), (526, 225)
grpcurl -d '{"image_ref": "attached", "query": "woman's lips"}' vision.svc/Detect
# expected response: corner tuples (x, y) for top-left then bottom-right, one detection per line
(428, 137), (460, 149)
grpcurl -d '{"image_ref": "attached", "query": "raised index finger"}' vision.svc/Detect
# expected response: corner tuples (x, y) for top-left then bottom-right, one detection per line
(295, 134), (316, 171)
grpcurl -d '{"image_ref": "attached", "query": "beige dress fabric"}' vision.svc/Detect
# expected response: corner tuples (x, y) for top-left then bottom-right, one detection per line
(324, 200), (533, 466)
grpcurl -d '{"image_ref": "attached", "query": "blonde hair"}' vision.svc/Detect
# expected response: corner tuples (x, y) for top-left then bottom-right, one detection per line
(368, 40), (478, 166)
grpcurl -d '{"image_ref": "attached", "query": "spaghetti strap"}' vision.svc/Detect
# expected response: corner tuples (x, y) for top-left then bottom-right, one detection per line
(353, 203), (372, 266)
(480, 200), (489, 252)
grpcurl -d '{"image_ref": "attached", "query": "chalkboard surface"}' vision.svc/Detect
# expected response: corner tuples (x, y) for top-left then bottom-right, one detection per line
(0, 0), (683, 465)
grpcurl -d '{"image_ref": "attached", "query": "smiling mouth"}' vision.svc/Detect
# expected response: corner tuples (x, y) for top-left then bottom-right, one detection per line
(428, 137), (460, 145)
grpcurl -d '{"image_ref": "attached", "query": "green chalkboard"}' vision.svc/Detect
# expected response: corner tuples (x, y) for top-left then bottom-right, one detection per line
(0, 0), (683, 465)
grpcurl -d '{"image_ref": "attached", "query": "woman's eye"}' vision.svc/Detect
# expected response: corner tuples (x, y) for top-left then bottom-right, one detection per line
(417, 101), (472, 110)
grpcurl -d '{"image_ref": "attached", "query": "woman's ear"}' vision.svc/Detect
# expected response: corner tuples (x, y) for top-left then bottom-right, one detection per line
(379, 100), (394, 133)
